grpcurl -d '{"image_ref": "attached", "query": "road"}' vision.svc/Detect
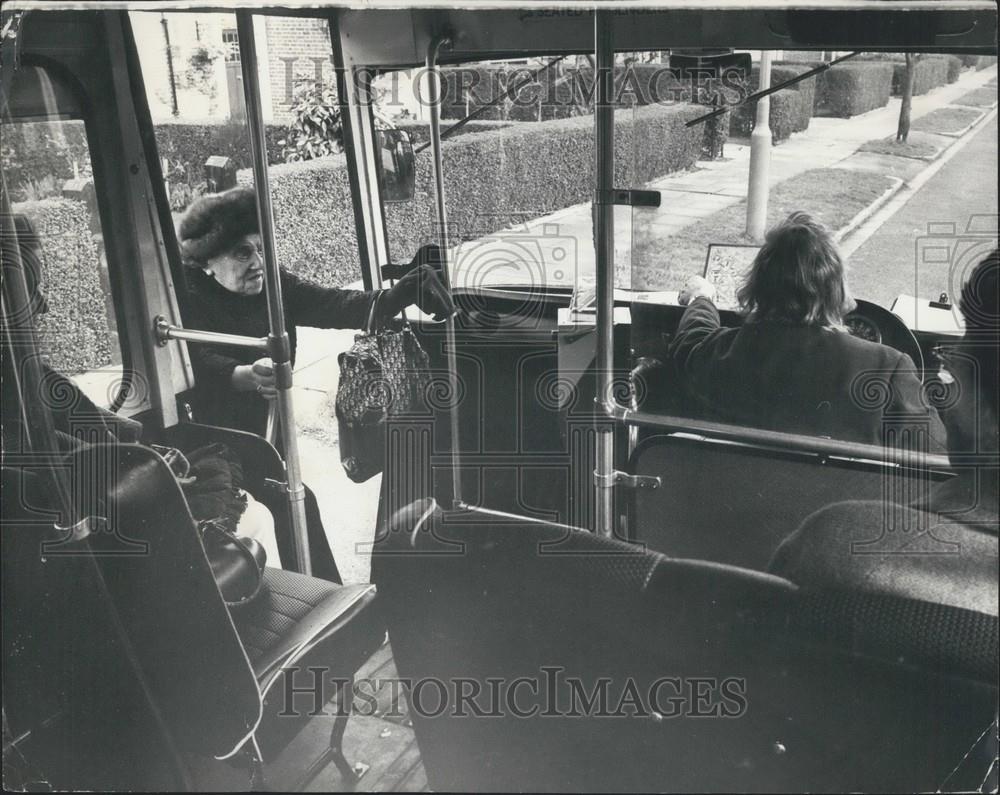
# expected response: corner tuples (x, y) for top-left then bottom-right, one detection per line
(848, 114), (998, 308)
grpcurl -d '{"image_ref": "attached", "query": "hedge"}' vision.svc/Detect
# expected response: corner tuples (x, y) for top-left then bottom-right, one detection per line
(728, 62), (816, 142)
(234, 104), (705, 286)
(891, 57), (950, 96)
(817, 62), (893, 117)
(975, 55), (998, 70)
(440, 64), (730, 157)
(9, 197), (114, 373)
(929, 55), (964, 84)
(729, 91), (805, 144)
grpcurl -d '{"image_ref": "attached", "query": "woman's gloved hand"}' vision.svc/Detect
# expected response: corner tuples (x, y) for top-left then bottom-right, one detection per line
(381, 262), (456, 322)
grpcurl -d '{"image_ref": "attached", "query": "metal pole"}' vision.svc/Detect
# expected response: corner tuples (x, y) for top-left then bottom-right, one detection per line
(425, 32), (464, 508)
(593, 11), (615, 537)
(160, 13), (179, 117)
(235, 11), (311, 574)
(746, 51), (772, 242)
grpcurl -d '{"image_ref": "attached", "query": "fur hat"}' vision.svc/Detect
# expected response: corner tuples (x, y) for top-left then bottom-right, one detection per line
(177, 186), (259, 265)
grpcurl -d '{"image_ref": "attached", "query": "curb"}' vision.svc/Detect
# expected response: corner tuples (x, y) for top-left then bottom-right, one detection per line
(916, 106), (989, 139)
(839, 103), (998, 257)
(833, 177), (905, 243)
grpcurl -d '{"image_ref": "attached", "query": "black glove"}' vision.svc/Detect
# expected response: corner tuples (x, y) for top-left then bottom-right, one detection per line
(381, 261), (455, 322)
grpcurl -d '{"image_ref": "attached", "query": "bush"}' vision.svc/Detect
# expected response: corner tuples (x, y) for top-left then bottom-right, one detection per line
(891, 57), (950, 95)
(928, 55), (965, 84)
(817, 62), (893, 117)
(729, 63), (816, 141)
(10, 197), (114, 373)
(729, 91), (805, 144)
(248, 104), (706, 285)
(394, 119), (513, 146)
(975, 55), (998, 71)
(440, 64), (730, 158)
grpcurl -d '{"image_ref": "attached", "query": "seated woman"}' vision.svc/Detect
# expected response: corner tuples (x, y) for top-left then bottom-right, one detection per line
(1, 214), (281, 565)
(668, 211), (945, 450)
(769, 250), (998, 615)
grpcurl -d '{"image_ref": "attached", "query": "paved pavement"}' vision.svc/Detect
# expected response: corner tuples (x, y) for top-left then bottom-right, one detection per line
(290, 64), (997, 584)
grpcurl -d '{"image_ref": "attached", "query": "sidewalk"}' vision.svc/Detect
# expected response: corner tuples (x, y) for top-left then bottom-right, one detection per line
(291, 63), (997, 584)
(526, 63), (998, 282)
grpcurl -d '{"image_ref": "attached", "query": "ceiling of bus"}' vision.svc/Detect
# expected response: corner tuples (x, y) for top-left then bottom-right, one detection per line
(336, 4), (997, 68)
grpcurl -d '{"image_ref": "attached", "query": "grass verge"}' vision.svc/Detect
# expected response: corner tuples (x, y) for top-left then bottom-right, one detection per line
(858, 137), (940, 160)
(633, 168), (895, 289)
(910, 106), (984, 135)
(954, 87), (998, 108)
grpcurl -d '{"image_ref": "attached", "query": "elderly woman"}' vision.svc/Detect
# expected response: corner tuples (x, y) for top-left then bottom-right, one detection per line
(668, 211), (945, 449)
(178, 185), (452, 436)
(177, 186), (453, 581)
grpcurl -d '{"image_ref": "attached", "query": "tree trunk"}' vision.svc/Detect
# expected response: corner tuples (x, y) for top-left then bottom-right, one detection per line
(897, 53), (917, 143)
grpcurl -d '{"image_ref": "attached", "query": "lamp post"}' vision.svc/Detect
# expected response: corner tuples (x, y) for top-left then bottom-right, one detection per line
(746, 51), (772, 241)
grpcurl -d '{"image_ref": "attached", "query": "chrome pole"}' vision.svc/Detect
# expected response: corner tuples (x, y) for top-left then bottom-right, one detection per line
(236, 12), (310, 574)
(426, 32), (464, 508)
(593, 11), (616, 537)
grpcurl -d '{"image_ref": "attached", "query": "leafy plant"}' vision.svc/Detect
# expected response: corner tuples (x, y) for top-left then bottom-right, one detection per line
(18, 174), (64, 202)
(279, 80), (343, 162)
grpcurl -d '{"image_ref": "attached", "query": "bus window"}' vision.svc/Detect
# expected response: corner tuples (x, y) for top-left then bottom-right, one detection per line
(3, 85), (126, 411)
(132, 12), (379, 582)
(378, 56), (598, 295)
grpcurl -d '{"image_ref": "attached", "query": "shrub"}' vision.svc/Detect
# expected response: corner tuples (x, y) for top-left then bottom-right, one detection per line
(817, 62), (893, 117)
(928, 55), (964, 84)
(891, 57), (949, 95)
(729, 91), (804, 144)
(729, 63), (816, 141)
(247, 104), (706, 285)
(975, 55), (998, 70)
(279, 80), (343, 162)
(10, 197), (113, 373)
(440, 63), (730, 158)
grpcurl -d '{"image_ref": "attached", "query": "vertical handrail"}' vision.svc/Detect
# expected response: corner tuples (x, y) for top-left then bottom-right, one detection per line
(593, 11), (616, 537)
(235, 11), (311, 574)
(425, 32), (464, 508)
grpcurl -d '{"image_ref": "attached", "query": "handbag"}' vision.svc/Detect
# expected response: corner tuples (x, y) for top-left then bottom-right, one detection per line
(154, 443), (267, 607)
(335, 292), (432, 483)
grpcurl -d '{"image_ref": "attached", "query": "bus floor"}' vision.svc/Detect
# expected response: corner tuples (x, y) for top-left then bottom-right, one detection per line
(184, 638), (428, 792)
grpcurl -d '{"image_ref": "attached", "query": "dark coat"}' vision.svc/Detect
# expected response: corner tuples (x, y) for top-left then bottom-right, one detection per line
(183, 268), (376, 436)
(667, 297), (947, 451)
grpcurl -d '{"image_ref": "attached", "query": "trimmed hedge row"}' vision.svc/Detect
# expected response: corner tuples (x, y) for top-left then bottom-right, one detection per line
(10, 197), (114, 373)
(385, 104), (706, 265)
(729, 63), (817, 143)
(891, 57), (950, 96)
(729, 92), (804, 144)
(234, 103), (705, 286)
(819, 62), (894, 117)
(440, 64), (729, 157)
(932, 55), (965, 84)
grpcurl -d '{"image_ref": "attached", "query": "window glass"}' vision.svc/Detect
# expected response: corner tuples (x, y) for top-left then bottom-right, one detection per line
(379, 56), (601, 295)
(133, 11), (375, 581)
(3, 114), (125, 409)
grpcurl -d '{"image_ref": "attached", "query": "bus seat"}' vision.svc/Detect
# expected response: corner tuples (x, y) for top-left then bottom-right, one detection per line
(769, 500), (999, 616)
(2, 444), (383, 789)
(372, 498), (997, 792)
(629, 432), (948, 571)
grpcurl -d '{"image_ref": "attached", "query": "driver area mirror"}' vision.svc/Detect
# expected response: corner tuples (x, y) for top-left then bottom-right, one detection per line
(375, 128), (416, 203)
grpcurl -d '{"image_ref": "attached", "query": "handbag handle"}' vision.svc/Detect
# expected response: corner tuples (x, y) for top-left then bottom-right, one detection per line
(199, 519), (266, 606)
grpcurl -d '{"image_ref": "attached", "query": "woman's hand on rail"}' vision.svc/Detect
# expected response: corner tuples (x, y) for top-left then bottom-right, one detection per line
(382, 264), (456, 322)
(232, 358), (278, 400)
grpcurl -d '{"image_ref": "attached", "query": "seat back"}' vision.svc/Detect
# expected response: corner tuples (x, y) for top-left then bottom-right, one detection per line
(630, 433), (949, 570)
(3, 443), (262, 786)
(372, 499), (997, 792)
